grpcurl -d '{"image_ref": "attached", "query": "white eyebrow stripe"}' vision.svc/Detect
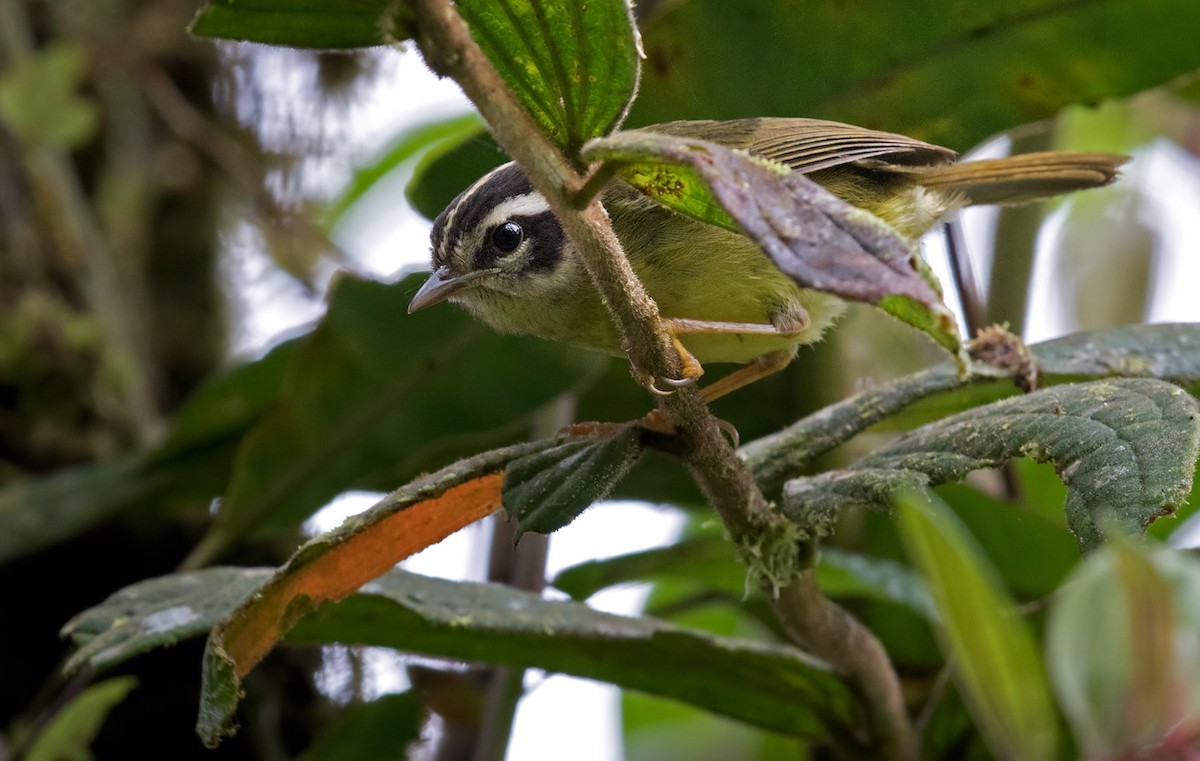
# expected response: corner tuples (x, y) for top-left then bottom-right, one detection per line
(436, 164), (508, 263)
(476, 192), (552, 232)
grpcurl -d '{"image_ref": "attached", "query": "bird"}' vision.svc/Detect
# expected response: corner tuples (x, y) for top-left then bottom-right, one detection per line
(408, 117), (1125, 400)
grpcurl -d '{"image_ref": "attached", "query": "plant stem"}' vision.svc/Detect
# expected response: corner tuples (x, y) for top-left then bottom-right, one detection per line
(403, 1), (915, 756)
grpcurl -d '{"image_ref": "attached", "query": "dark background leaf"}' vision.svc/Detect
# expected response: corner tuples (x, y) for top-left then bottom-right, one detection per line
(206, 273), (604, 547)
(190, 0), (412, 48)
(631, 0), (1200, 149)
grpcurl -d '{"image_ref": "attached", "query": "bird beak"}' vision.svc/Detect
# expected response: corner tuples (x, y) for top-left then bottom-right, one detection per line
(408, 266), (481, 313)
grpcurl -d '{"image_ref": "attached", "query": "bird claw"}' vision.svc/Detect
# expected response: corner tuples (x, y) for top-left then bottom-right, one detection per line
(715, 417), (741, 449)
(646, 373), (697, 396)
(659, 375), (697, 389)
(646, 379), (677, 397)
(624, 330), (703, 397)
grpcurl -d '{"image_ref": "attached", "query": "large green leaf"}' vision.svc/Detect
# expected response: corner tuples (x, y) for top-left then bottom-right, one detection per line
(290, 571), (862, 744)
(0, 455), (151, 566)
(206, 273), (604, 547)
(782, 378), (1200, 551)
(935, 484), (1078, 599)
(405, 128), (502, 220)
(324, 112), (483, 229)
(0, 341), (294, 566)
(62, 567), (273, 674)
(551, 535), (934, 621)
(66, 567), (863, 747)
(197, 443), (541, 745)
(745, 323), (1200, 497)
(406, 0), (1200, 210)
(456, 0), (641, 156)
(897, 490), (1059, 761)
(503, 424), (643, 537)
(582, 130), (964, 361)
(189, 0), (412, 48)
(631, 0), (1200, 150)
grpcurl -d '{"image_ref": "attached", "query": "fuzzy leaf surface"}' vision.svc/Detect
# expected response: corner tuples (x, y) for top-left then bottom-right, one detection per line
(457, 0), (641, 155)
(503, 425), (642, 536)
(784, 378), (1200, 550)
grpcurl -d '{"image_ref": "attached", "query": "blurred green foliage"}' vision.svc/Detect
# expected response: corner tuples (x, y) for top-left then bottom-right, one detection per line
(4, 0), (1200, 759)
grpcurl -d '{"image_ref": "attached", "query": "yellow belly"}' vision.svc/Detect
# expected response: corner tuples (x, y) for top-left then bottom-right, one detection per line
(628, 220), (844, 364)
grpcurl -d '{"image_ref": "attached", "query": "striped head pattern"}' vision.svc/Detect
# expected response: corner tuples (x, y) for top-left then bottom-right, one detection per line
(409, 162), (576, 316)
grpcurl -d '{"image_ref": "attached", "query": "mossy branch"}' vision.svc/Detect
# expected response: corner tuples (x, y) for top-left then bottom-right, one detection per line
(403, 1), (914, 756)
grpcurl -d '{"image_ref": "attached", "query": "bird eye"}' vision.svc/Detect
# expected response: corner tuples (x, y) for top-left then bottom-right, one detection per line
(490, 221), (524, 253)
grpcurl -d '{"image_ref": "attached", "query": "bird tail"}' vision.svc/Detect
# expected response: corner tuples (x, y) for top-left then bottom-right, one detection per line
(916, 151), (1128, 207)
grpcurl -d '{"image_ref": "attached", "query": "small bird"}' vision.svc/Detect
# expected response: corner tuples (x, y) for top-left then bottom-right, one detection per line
(409, 118), (1125, 399)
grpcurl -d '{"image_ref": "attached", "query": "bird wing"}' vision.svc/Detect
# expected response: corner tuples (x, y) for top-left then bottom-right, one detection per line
(636, 118), (957, 174)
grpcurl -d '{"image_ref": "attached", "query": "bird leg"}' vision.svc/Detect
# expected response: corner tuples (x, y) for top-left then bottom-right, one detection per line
(660, 314), (806, 403)
(696, 346), (798, 404)
(638, 315), (805, 439)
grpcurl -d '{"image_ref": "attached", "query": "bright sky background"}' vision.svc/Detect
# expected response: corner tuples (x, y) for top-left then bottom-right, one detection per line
(227, 45), (1200, 760)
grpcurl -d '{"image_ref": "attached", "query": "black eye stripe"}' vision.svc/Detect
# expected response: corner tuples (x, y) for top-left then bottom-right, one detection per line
(431, 163), (533, 268)
(472, 211), (564, 272)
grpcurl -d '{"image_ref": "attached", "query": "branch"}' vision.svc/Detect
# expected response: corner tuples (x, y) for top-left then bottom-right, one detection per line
(403, 2), (914, 756)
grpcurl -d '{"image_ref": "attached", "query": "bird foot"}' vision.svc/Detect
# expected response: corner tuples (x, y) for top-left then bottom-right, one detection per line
(624, 334), (705, 396)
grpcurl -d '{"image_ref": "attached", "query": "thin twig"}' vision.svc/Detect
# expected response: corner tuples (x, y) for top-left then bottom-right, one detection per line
(403, 1), (914, 757)
(468, 398), (567, 761)
(913, 659), (956, 747)
(942, 220), (987, 337)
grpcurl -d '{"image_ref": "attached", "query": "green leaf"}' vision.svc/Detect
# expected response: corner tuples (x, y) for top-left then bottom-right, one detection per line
(155, 339), (297, 460)
(631, 0), (1200, 151)
(552, 535), (739, 600)
(502, 424), (643, 536)
(405, 128), (503, 220)
(196, 444), (539, 745)
(782, 378), (1200, 551)
(816, 548), (936, 621)
(68, 565), (863, 747)
(297, 692), (423, 761)
(324, 112), (483, 229)
(208, 273), (604, 544)
(189, 0), (412, 49)
(0, 44), (97, 148)
(0, 455), (149, 566)
(410, 0), (1200, 212)
(61, 567), (273, 675)
(551, 534), (934, 621)
(896, 489), (1059, 761)
(935, 484), (1078, 599)
(582, 130), (964, 363)
(746, 323), (1200, 498)
(0, 341), (294, 566)
(456, 0), (641, 155)
(25, 677), (138, 761)
(1046, 542), (1200, 758)
(289, 570), (863, 744)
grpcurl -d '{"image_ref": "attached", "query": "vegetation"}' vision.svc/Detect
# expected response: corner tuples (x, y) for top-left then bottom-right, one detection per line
(4, 1), (1200, 759)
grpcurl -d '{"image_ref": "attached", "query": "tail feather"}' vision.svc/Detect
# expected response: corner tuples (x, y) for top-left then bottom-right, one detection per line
(916, 151), (1128, 207)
